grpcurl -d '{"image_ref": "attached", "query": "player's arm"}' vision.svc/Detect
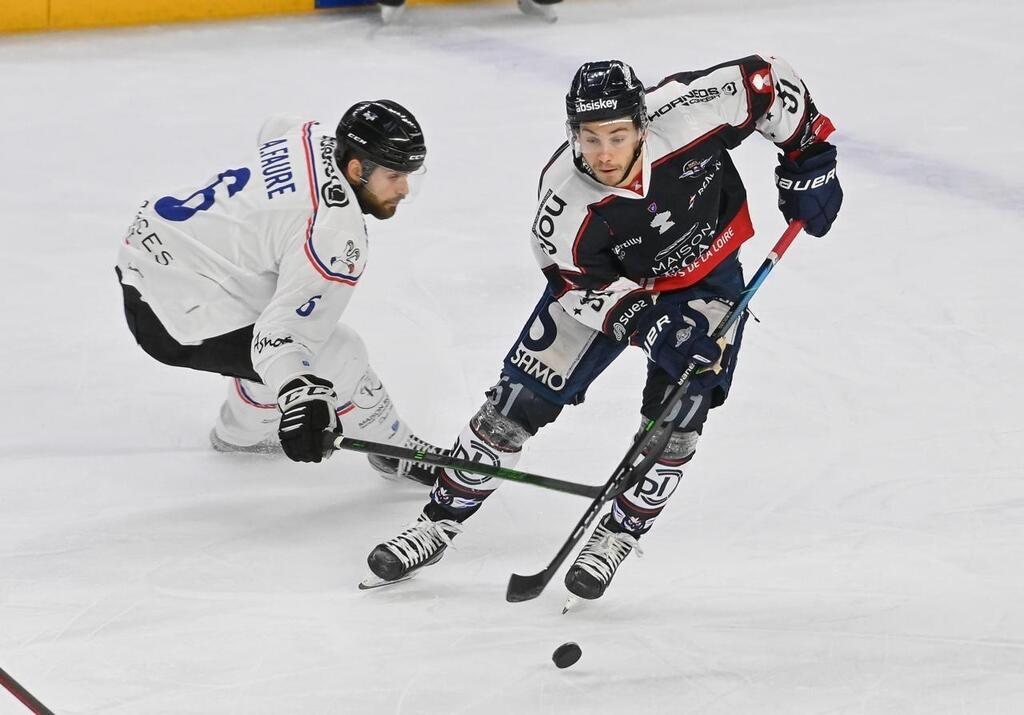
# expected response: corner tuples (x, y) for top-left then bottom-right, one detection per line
(654, 55), (842, 236)
(751, 55), (843, 237)
(717, 55), (842, 236)
(531, 194), (656, 342)
(252, 217), (366, 462)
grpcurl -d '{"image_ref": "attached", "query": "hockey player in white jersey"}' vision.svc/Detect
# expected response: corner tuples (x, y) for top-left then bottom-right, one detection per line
(116, 100), (439, 482)
(377, 0), (560, 24)
(363, 58), (843, 597)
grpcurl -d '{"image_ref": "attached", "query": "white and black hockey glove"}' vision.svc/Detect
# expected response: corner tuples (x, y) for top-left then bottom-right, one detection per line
(277, 374), (339, 463)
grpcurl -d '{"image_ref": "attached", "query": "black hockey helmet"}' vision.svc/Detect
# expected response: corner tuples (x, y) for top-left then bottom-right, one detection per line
(565, 60), (647, 132)
(335, 100), (426, 174)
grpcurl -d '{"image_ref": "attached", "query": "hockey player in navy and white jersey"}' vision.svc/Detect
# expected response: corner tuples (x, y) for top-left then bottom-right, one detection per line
(116, 100), (441, 482)
(364, 57), (843, 597)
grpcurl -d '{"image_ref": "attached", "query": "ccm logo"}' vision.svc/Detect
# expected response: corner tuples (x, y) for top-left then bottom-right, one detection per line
(777, 168), (836, 191)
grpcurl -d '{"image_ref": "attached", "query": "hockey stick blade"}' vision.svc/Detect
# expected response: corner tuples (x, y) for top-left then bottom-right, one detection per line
(505, 221), (805, 603)
(325, 434), (602, 499)
(506, 572), (548, 602)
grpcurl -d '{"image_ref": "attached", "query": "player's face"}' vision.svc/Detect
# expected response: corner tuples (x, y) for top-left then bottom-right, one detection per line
(577, 120), (643, 186)
(362, 166), (411, 219)
(347, 159), (425, 220)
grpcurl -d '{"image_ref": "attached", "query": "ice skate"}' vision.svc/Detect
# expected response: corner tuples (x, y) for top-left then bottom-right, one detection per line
(209, 427), (282, 455)
(379, 0), (406, 24)
(517, 0), (557, 23)
(366, 511), (462, 584)
(563, 514), (643, 600)
(366, 434), (445, 487)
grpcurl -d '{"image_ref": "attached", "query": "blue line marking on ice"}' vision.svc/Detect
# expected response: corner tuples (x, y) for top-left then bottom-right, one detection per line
(840, 135), (1024, 216)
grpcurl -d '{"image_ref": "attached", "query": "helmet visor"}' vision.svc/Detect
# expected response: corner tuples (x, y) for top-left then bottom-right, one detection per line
(566, 118), (643, 177)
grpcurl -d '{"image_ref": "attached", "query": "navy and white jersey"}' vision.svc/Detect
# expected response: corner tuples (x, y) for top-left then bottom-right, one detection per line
(116, 116), (369, 392)
(532, 55), (835, 341)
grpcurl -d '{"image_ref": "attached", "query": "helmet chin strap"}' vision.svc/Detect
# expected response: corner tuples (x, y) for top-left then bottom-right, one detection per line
(343, 158), (378, 215)
(616, 138), (645, 187)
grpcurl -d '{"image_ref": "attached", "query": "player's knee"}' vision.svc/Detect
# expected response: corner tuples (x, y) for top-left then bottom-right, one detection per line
(318, 324), (372, 394)
(472, 381), (563, 451)
(321, 324), (369, 365)
(469, 402), (533, 453)
(662, 429), (698, 463)
(487, 378), (564, 435)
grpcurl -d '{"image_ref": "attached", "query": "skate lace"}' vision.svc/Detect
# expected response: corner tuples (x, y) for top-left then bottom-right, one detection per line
(576, 525), (643, 583)
(400, 434), (445, 477)
(388, 517), (462, 569)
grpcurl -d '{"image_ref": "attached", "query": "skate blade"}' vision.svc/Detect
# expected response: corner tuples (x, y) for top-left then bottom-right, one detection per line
(380, 6), (406, 24)
(561, 595), (581, 614)
(358, 573), (414, 590)
(518, 0), (557, 22)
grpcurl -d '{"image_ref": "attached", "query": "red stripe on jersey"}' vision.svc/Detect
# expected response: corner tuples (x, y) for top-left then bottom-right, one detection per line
(811, 114), (836, 143)
(299, 122), (359, 285)
(300, 121), (319, 213)
(304, 240), (358, 285)
(234, 378), (276, 409)
(651, 202), (755, 292)
(651, 125), (725, 170)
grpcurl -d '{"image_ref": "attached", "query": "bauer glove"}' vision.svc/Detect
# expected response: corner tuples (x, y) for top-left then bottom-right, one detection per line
(277, 374), (339, 463)
(775, 141), (842, 237)
(638, 304), (725, 390)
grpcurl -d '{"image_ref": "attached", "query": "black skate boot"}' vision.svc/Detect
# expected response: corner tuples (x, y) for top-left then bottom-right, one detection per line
(563, 514), (643, 607)
(363, 509), (462, 588)
(367, 434), (446, 487)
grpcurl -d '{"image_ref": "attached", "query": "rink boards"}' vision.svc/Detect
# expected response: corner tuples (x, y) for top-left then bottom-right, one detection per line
(0, 0), (472, 33)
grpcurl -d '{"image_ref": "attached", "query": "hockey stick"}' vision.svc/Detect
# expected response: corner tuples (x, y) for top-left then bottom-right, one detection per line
(506, 220), (805, 602)
(0, 666), (54, 715)
(324, 434), (603, 499)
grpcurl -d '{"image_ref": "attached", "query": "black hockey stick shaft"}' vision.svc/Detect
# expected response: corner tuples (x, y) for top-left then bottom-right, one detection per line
(0, 667), (54, 715)
(325, 434), (603, 499)
(506, 221), (805, 602)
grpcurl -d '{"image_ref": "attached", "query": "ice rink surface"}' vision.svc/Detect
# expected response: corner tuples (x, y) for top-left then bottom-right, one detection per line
(2, 0), (1023, 712)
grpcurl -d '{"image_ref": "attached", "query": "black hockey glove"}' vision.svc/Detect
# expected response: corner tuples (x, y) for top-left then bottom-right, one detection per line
(775, 142), (842, 237)
(277, 374), (339, 463)
(637, 304), (724, 390)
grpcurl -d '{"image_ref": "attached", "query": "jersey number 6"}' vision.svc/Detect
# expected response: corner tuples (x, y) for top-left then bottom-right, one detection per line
(154, 168), (251, 222)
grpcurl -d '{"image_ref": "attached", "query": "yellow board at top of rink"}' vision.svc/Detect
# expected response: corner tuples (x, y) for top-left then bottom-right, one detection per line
(1, 0), (478, 34)
(52, 0), (312, 31)
(1, 0), (48, 32)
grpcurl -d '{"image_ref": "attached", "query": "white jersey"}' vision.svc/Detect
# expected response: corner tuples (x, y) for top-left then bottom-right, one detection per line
(116, 116), (368, 392)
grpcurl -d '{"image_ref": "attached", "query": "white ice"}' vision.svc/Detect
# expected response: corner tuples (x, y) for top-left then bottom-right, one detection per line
(2, 0), (1023, 712)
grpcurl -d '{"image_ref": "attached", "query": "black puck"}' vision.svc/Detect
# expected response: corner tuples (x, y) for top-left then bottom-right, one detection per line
(552, 641), (582, 668)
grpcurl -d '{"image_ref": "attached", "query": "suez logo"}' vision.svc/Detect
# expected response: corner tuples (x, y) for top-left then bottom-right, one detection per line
(611, 296), (653, 342)
(531, 189), (568, 255)
(776, 167), (837, 191)
(575, 97), (618, 113)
